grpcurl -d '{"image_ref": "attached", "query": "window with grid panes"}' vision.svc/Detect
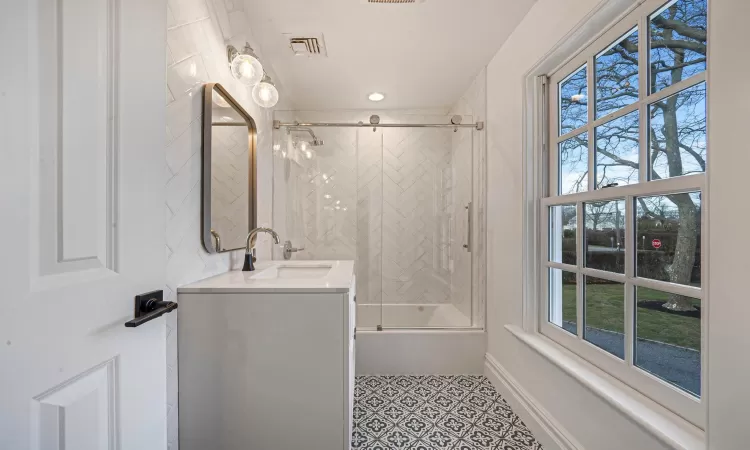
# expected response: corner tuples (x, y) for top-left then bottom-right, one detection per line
(543, 0), (706, 426)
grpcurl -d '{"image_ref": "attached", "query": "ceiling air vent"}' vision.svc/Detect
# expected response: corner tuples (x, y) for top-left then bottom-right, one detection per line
(284, 33), (328, 57)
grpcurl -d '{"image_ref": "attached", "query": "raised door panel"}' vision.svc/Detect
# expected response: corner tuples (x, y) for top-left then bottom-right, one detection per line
(0, 0), (166, 448)
(35, 0), (116, 280)
(32, 360), (116, 450)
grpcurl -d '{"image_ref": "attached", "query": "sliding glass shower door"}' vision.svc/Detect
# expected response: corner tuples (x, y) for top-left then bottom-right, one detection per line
(377, 120), (473, 328)
(272, 112), (481, 330)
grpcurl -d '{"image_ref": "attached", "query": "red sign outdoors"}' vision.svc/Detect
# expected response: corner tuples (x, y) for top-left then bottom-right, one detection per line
(652, 239), (662, 249)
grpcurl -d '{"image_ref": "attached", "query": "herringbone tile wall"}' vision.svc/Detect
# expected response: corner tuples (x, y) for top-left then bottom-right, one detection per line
(273, 110), (477, 326)
(164, 0), (283, 447)
(380, 125), (458, 309)
(448, 126), (473, 321)
(209, 125), (251, 251)
(451, 68), (487, 328)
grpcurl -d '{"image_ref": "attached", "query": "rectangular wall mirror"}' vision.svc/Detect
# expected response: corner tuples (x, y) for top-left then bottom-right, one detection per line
(202, 83), (257, 253)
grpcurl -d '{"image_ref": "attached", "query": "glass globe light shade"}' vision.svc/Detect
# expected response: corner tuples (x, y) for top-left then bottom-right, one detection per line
(252, 80), (280, 108)
(230, 54), (263, 86)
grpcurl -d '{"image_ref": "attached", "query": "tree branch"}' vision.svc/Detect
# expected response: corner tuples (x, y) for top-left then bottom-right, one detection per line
(651, 39), (706, 55)
(596, 146), (639, 170)
(652, 16), (707, 42)
(652, 58), (706, 74)
(678, 143), (706, 171)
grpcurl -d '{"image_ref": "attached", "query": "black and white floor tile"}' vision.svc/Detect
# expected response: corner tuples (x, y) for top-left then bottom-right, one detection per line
(352, 375), (544, 450)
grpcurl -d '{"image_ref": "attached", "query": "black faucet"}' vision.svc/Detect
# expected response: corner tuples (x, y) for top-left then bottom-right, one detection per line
(242, 228), (281, 271)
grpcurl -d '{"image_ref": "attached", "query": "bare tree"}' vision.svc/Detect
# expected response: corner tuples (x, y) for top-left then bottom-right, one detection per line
(586, 201), (619, 232)
(560, 0), (706, 310)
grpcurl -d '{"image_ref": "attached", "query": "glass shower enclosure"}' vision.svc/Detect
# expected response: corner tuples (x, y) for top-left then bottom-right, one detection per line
(272, 112), (485, 330)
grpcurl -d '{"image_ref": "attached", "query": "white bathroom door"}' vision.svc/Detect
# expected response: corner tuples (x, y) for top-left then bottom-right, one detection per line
(0, 0), (168, 449)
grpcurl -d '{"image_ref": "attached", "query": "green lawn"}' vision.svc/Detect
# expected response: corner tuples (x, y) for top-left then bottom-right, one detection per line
(560, 284), (700, 350)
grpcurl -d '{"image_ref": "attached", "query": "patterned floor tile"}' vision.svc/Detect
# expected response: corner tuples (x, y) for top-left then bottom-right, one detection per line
(360, 413), (396, 438)
(406, 439), (437, 450)
(415, 403), (443, 424)
(400, 413), (432, 438)
(381, 403), (409, 422)
(353, 375), (543, 450)
(352, 429), (374, 449)
(382, 429), (415, 449)
(422, 427), (458, 449)
(474, 413), (512, 437)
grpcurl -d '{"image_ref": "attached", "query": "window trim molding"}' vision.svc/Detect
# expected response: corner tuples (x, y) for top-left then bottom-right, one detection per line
(506, 324), (705, 450)
(520, 0), (707, 433)
(523, 0), (649, 331)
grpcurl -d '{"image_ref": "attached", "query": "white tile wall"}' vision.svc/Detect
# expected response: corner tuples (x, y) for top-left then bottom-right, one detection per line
(272, 110), (477, 327)
(451, 68), (488, 328)
(380, 123), (457, 308)
(448, 125), (473, 320)
(210, 125), (251, 250)
(164, 0), (283, 447)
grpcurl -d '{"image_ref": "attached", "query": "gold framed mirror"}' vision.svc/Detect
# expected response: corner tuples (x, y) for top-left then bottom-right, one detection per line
(201, 83), (257, 253)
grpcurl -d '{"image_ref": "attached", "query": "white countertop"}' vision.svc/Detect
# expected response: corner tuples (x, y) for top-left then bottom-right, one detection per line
(177, 260), (355, 294)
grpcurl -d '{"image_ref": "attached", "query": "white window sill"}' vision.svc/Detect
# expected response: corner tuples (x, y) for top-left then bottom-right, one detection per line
(504, 324), (704, 450)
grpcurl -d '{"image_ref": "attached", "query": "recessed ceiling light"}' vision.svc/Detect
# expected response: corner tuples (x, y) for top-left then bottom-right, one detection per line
(368, 92), (385, 102)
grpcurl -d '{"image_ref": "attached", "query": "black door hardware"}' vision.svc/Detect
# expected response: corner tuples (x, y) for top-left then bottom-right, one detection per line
(124, 290), (178, 328)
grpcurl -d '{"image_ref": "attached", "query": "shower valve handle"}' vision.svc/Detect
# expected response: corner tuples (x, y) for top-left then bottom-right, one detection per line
(283, 240), (305, 260)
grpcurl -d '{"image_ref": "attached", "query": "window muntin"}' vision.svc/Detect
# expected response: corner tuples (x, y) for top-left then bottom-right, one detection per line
(544, 0), (706, 417)
(584, 199), (626, 273)
(636, 192), (701, 286)
(596, 28), (639, 118)
(649, 83), (706, 180)
(635, 287), (701, 396)
(559, 133), (589, 194)
(595, 111), (640, 188)
(549, 204), (577, 264)
(549, 268), (577, 335)
(584, 276), (625, 359)
(649, 0), (707, 94)
(559, 65), (588, 135)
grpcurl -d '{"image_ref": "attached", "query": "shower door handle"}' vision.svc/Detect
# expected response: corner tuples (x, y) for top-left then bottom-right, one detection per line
(464, 202), (472, 252)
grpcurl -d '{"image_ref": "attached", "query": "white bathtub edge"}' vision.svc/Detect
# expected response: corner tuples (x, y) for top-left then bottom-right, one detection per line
(355, 330), (487, 375)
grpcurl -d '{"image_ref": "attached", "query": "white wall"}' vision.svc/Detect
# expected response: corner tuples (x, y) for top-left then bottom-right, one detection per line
(450, 68), (487, 328)
(164, 0), (285, 447)
(272, 110), (472, 322)
(485, 0), (750, 448)
(483, 0), (677, 448)
(705, 0), (750, 448)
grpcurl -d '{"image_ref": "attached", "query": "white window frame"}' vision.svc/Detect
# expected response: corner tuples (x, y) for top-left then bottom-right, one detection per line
(532, 0), (707, 430)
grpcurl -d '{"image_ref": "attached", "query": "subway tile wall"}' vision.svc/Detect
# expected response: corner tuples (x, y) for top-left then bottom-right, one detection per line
(209, 125), (251, 251)
(272, 106), (484, 327)
(450, 68), (487, 327)
(164, 0), (282, 447)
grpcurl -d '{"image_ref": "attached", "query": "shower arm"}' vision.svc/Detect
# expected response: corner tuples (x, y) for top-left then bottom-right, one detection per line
(286, 126), (324, 146)
(274, 119), (485, 131)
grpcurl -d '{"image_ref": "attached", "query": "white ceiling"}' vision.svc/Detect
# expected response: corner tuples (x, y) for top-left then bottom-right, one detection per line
(242, 0), (536, 110)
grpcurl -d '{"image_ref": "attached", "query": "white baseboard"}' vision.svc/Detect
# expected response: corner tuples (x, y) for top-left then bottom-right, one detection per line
(484, 354), (582, 450)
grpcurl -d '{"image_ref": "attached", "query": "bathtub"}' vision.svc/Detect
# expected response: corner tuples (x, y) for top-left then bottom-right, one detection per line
(355, 303), (486, 375)
(357, 303), (473, 328)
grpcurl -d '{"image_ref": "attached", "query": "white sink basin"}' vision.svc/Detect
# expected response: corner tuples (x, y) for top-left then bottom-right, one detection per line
(251, 264), (333, 280)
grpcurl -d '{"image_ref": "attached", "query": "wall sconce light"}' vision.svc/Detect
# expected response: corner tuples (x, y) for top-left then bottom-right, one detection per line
(227, 43), (264, 86)
(252, 73), (280, 108)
